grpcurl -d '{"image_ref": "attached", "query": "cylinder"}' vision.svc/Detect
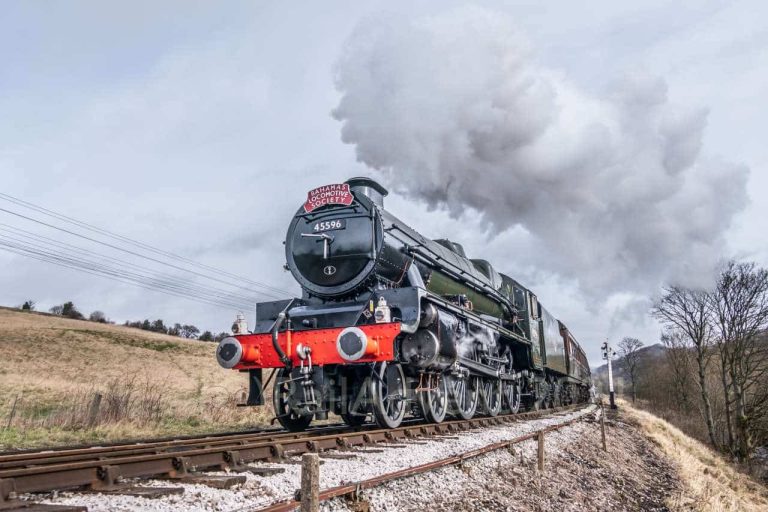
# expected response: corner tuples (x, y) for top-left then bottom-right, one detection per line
(400, 330), (440, 368)
(399, 310), (459, 370)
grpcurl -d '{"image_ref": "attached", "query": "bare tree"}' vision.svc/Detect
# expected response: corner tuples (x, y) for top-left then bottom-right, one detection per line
(618, 337), (644, 402)
(51, 301), (84, 320)
(709, 261), (768, 461)
(652, 286), (718, 447)
(181, 324), (200, 339)
(151, 319), (167, 333)
(660, 329), (694, 410)
(89, 310), (107, 323)
(712, 336), (736, 458)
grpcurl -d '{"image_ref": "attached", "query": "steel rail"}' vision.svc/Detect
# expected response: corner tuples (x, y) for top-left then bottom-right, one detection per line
(0, 405), (581, 503)
(0, 416), (444, 470)
(256, 408), (588, 512)
(0, 424), (286, 457)
(0, 422), (359, 470)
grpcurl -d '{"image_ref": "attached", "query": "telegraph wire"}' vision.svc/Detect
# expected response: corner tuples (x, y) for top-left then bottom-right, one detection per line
(0, 236), (256, 310)
(0, 192), (291, 296)
(0, 205), (288, 302)
(0, 227), (261, 307)
(0, 237), (253, 309)
(0, 223), (264, 304)
(0, 243), (247, 311)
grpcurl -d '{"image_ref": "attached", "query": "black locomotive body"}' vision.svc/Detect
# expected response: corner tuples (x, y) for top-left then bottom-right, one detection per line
(216, 177), (592, 430)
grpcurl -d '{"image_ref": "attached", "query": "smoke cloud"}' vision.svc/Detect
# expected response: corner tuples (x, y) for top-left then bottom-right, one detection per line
(333, 6), (749, 298)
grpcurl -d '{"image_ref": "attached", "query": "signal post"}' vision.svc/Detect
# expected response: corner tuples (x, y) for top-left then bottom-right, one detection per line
(601, 340), (617, 409)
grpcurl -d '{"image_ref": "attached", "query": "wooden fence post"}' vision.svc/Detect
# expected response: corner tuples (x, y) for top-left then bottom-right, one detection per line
(301, 453), (319, 512)
(87, 393), (103, 427)
(600, 405), (607, 452)
(537, 431), (545, 472)
(5, 395), (19, 430)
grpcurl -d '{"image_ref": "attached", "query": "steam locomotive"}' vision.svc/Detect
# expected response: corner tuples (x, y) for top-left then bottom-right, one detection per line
(216, 178), (591, 431)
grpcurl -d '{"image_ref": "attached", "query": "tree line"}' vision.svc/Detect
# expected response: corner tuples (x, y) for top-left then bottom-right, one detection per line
(17, 300), (228, 342)
(122, 318), (227, 342)
(608, 259), (768, 465)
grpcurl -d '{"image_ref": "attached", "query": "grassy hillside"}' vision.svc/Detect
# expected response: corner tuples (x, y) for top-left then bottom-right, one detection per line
(623, 401), (768, 511)
(0, 307), (271, 449)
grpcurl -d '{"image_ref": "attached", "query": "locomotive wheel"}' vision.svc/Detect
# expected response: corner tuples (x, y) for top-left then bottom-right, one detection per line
(370, 362), (406, 429)
(341, 377), (368, 427)
(419, 374), (448, 423)
(272, 368), (313, 432)
(449, 375), (479, 420)
(502, 381), (521, 414)
(548, 382), (557, 408)
(341, 410), (367, 427)
(480, 378), (502, 417)
(526, 387), (542, 411)
(554, 384), (564, 407)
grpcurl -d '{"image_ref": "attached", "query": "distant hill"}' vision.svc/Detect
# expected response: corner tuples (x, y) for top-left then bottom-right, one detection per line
(592, 343), (668, 391)
(593, 343), (667, 375)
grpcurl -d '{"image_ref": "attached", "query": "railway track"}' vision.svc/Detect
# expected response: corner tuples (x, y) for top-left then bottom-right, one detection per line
(258, 406), (596, 512)
(0, 422), (355, 471)
(0, 404), (585, 511)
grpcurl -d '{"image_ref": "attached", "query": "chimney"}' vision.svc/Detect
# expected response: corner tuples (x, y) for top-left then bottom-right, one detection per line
(345, 177), (388, 208)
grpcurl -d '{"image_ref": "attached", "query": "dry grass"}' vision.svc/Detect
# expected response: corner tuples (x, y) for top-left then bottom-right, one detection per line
(623, 400), (768, 511)
(0, 307), (273, 449)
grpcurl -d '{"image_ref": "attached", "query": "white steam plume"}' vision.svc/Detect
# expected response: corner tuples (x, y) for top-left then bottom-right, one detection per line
(333, 7), (749, 298)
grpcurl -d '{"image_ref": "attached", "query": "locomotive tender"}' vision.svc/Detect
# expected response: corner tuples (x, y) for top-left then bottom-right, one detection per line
(216, 178), (591, 431)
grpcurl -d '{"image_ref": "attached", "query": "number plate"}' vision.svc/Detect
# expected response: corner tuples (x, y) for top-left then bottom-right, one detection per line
(312, 219), (346, 233)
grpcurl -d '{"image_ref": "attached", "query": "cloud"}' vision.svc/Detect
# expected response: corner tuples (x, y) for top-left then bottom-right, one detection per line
(333, 6), (749, 299)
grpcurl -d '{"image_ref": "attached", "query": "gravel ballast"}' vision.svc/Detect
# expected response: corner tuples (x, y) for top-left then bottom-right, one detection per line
(324, 406), (681, 512)
(33, 406), (600, 511)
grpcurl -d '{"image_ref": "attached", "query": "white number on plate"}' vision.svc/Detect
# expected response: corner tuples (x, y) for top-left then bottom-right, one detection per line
(313, 220), (343, 232)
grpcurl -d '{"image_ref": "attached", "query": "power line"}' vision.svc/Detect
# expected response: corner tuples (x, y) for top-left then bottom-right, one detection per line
(0, 243), (245, 311)
(0, 228), (261, 308)
(0, 224), (265, 305)
(0, 191), (292, 296)
(0, 238), (254, 311)
(0, 242), (246, 309)
(0, 236), (253, 309)
(0, 205), (289, 302)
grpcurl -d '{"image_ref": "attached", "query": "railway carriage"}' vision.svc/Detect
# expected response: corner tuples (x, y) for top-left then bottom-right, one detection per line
(216, 178), (591, 431)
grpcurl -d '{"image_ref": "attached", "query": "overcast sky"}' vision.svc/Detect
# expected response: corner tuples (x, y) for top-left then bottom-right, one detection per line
(1, 1), (766, 366)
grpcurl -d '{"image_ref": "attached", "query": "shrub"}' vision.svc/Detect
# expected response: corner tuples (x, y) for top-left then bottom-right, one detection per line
(89, 311), (107, 323)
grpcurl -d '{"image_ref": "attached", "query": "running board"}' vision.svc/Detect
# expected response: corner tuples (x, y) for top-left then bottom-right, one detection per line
(457, 356), (500, 379)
